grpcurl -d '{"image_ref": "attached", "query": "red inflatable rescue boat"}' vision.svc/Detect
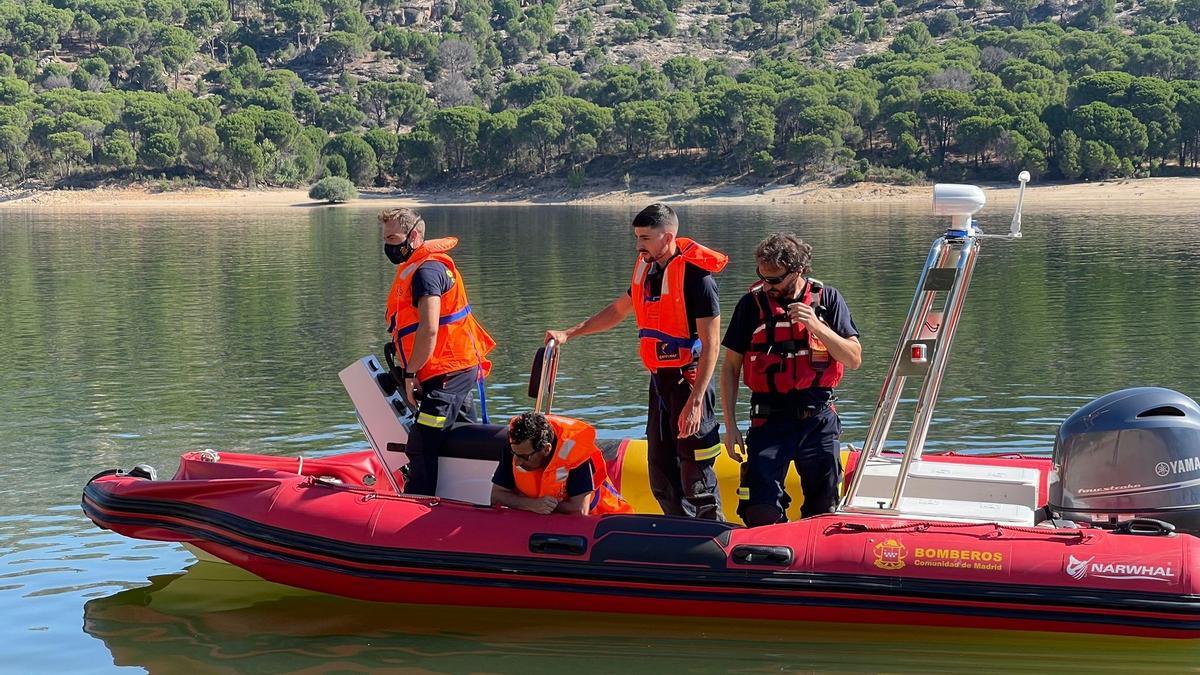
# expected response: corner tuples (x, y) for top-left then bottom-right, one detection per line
(82, 181), (1200, 638)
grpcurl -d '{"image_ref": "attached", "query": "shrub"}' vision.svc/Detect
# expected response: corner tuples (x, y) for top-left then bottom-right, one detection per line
(308, 176), (359, 203)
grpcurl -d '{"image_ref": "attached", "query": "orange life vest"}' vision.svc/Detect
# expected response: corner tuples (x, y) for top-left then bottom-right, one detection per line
(630, 238), (728, 371)
(385, 238), (496, 382)
(511, 415), (633, 516)
(743, 279), (844, 396)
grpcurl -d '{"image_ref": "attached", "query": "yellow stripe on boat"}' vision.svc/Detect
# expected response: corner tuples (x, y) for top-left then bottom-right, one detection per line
(616, 440), (850, 523)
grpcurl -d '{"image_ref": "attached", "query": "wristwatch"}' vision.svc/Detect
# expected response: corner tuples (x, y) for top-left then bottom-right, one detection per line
(401, 370), (416, 380)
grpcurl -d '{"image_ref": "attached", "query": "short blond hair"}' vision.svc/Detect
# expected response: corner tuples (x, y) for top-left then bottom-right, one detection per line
(378, 208), (425, 237)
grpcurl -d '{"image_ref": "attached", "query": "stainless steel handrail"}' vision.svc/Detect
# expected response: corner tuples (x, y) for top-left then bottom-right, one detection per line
(840, 175), (1028, 515)
(887, 235), (979, 508)
(534, 338), (560, 414)
(840, 237), (952, 507)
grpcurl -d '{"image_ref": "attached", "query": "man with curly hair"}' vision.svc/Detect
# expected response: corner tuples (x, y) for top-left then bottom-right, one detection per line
(719, 233), (862, 527)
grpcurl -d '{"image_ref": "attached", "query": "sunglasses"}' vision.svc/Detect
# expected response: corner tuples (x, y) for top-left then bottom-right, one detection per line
(757, 269), (797, 285)
(510, 443), (546, 461)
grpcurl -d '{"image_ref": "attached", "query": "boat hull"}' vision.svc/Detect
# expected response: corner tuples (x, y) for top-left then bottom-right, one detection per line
(82, 450), (1200, 640)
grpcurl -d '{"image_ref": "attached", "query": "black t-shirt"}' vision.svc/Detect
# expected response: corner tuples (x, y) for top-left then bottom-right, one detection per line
(491, 445), (596, 498)
(410, 261), (454, 306)
(721, 284), (859, 405)
(626, 260), (721, 337)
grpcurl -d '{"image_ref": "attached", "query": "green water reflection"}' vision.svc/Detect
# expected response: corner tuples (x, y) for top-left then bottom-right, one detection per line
(82, 562), (1198, 674)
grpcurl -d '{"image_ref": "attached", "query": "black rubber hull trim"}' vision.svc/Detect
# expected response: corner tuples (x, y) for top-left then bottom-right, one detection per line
(81, 485), (1200, 632)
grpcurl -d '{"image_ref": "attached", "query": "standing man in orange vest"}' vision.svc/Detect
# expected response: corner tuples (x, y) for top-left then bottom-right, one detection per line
(546, 203), (726, 520)
(491, 412), (633, 515)
(380, 208), (496, 496)
(720, 233), (861, 526)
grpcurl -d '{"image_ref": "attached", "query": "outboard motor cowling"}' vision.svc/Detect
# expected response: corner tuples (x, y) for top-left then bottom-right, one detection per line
(1050, 387), (1200, 534)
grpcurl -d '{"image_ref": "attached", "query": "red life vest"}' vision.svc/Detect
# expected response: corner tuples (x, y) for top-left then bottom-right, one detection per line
(630, 238), (728, 371)
(511, 415), (633, 516)
(385, 238), (496, 382)
(742, 279), (844, 396)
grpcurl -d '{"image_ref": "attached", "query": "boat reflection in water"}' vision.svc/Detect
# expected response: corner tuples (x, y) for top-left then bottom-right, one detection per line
(83, 561), (1198, 674)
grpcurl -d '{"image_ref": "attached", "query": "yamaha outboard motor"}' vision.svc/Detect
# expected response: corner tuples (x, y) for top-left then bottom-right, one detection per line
(1050, 387), (1200, 534)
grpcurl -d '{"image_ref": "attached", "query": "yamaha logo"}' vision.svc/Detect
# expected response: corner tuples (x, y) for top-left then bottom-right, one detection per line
(1154, 457), (1200, 477)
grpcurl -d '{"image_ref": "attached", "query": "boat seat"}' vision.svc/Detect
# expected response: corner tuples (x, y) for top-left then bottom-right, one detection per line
(850, 459), (1041, 525)
(847, 495), (1037, 525)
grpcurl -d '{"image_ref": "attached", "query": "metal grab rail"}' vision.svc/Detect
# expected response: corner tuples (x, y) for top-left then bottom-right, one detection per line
(840, 236), (954, 507)
(888, 233), (979, 508)
(840, 174), (1029, 514)
(534, 338), (560, 414)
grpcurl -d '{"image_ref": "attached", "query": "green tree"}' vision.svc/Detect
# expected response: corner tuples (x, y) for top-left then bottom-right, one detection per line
(1142, 0), (1176, 21)
(396, 129), (441, 183)
(154, 25), (198, 88)
(1180, 0), (1200, 28)
(182, 126), (220, 171)
(479, 109), (518, 174)
(97, 131), (137, 170)
(323, 132), (377, 185)
(321, 94), (366, 132)
(614, 100), (669, 157)
(749, 0), (789, 41)
(662, 56), (706, 91)
(363, 129), (398, 180)
(317, 31), (364, 71)
(293, 87), (322, 126)
(1070, 101), (1148, 158)
(48, 131), (91, 176)
(999, 0), (1041, 27)
(956, 116), (1002, 166)
(891, 22), (933, 54)
(140, 131), (180, 168)
(786, 133), (834, 169)
(517, 102), (566, 172)
(1080, 139), (1119, 178)
(430, 106), (486, 170)
(226, 137), (266, 186)
(918, 89), (973, 165)
(1057, 129), (1083, 179)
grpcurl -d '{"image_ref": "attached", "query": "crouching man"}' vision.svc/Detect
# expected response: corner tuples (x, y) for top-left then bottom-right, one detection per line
(491, 412), (633, 516)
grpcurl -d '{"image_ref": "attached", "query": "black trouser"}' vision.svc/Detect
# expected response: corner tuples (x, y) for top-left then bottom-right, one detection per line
(737, 406), (842, 527)
(402, 366), (479, 496)
(646, 367), (724, 521)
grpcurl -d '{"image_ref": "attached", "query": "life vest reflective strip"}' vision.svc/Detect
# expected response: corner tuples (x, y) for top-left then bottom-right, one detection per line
(631, 237), (728, 371)
(385, 237), (496, 383)
(511, 415), (633, 515)
(742, 280), (844, 396)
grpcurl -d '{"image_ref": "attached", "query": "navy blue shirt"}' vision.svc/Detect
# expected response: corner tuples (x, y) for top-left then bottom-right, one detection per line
(411, 261), (454, 306)
(492, 445), (596, 498)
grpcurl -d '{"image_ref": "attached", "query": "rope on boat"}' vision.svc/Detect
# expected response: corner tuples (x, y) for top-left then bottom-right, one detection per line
(824, 520), (1091, 541)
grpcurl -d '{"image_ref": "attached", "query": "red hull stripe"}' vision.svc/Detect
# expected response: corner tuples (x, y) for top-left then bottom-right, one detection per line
(82, 488), (1200, 636)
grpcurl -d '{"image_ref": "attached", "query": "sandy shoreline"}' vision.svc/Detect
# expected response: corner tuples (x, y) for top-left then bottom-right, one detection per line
(1, 176), (1198, 213)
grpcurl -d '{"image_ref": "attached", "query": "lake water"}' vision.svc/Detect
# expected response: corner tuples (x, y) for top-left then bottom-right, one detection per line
(2, 203), (1199, 672)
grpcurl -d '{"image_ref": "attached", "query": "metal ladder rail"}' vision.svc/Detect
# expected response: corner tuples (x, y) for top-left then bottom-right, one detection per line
(887, 233), (980, 509)
(841, 235), (956, 508)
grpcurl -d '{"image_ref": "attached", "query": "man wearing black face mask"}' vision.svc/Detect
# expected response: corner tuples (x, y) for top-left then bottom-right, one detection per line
(719, 233), (862, 527)
(379, 208), (496, 496)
